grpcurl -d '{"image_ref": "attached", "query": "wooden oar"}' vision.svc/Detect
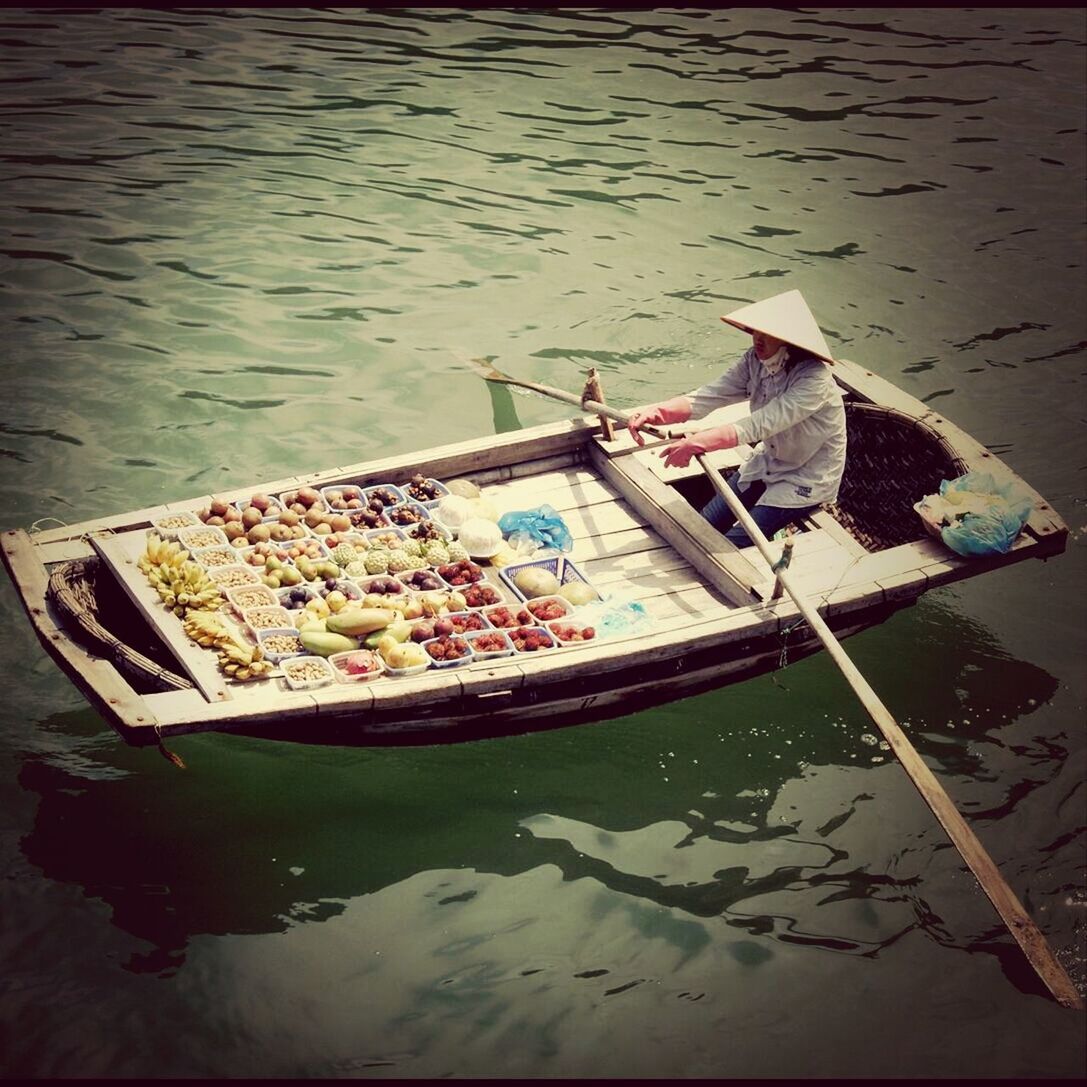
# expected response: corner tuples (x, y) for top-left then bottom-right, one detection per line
(460, 355), (1083, 1011)
(451, 349), (684, 440)
(696, 453), (1083, 1011)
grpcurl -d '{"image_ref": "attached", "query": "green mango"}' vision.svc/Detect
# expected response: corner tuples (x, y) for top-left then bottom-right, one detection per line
(299, 629), (359, 657)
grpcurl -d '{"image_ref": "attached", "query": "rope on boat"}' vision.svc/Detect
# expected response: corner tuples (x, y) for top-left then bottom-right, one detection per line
(155, 730), (187, 769)
(29, 517), (70, 533)
(770, 544), (870, 689)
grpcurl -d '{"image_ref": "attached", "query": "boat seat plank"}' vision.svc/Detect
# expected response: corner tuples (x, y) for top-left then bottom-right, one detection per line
(589, 444), (761, 606)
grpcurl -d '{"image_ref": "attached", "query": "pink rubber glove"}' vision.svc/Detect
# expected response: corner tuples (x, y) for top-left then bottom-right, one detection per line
(626, 396), (692, 445)
(659, 424), (739, 469)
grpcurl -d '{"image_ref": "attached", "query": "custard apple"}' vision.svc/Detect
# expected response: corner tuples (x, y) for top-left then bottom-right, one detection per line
(424, 542), (449, 566)
(363, 549), (390, 575)
(345, 559), (368, 578)
(401, 537), (422, 557)
(331, 543), (356, 567)
(446, 541), (470, 563)
(386, 549), (412, 574)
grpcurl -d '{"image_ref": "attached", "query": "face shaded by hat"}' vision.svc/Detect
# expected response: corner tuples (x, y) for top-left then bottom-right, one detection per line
(721, 290), (836, 365)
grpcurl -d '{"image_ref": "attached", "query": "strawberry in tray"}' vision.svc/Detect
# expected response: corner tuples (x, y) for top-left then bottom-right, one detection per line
(509, 626), (555, 652)
(486, 605), (533, 629)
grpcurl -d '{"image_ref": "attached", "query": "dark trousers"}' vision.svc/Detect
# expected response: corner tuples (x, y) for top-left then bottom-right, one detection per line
(700, 470), (817, 547)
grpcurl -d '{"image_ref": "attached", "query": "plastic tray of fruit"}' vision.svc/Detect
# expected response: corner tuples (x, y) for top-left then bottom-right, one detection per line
(400, 475), (450, 507)
(404, 519), (452, 545)
(192, 544), (242, 570)
(278, 486), (329, 515)
(506, 625), (557, 653)
(320, 484), (368, 512)
(208, 563), (262, 589)
(421, 634), (474, 668)
(315, 578), (364, 606)
(285, 537), (334, 561)
(344, 508), (390, 531)
(443, 610), (491, 635)
(524, 595), (574, 623)
(225, 584), (279, 614)
(277, 584), (321, 613)
(454, 579), (507, 610)
(546, 619), (598, 646)
(500, 556), (597, 603)
(177, 524), (230, 552)
(255, 563), (306, 593)
(291, 552), (343, 584)
(281, 655), (335, 690)
(363, 484), (406, 510)
(353, 574), (410, 598)
(362, 527), (408, 549)
(386, 501), (430, 528)
(243, 605), (295, 635)
(328, 648), (385, 683)
(255, 627), (308, 664)
(219, 493), (286, 524)
(323, 531), (370, 554)
(398, 567), (450, 593)
(480, 603), (535, 629)
(436, 559), (486, 587)
(149, 510), (202, 537)
(463, 628), (514, 661)
(382, 658), (431, 679)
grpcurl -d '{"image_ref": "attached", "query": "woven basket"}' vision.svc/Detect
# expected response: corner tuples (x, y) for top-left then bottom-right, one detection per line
(825, 402), (968, 552)
(47, 557), (193, 694)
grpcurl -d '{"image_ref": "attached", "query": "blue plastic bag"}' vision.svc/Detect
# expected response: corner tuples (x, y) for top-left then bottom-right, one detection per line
(936, 472), (1033, 557)
(498, 505), (574, 553)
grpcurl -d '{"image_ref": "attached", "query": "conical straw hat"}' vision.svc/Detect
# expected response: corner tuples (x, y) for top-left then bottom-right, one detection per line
(721, 289), (836, 364)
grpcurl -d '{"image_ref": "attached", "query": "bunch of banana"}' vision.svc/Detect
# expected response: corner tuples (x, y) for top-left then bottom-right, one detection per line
(138, 533), (189, 574)
(181, 610), (234, 650)
(143, 554), (224, 617)
(181, 611), (271, 682)
(216, 640), (273, 682)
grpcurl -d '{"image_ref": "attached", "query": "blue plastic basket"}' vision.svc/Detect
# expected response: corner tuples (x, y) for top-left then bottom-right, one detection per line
(500, 556), (595, 603)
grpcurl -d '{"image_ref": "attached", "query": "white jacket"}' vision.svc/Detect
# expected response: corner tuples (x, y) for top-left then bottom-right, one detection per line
(687, 347), (847, 507)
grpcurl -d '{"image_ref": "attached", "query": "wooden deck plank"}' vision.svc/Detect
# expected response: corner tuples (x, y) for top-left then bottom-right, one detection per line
(90, 531), (231, 703)
(568, 524), (670, 564)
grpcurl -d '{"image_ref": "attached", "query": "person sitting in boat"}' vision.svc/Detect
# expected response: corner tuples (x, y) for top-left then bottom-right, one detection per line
(627, 289), (847, 548)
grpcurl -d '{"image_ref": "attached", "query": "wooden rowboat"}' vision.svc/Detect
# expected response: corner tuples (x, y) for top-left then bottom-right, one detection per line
(0, 357), (1067, 749)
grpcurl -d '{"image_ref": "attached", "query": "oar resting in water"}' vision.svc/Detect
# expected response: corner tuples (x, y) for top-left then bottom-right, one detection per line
(458, 349), (1084, 1012)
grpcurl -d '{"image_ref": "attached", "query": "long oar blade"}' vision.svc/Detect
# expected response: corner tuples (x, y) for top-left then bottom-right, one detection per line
(695, 452), (1084, 1011)
(456, 352), (1084, 1011)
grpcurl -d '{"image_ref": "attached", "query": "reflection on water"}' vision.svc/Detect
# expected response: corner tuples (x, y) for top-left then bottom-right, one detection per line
(16, 594), (1065, 1008)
